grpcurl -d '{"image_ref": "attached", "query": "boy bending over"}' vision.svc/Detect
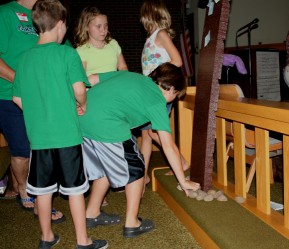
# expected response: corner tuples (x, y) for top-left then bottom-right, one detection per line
(79, 63), (200, 238)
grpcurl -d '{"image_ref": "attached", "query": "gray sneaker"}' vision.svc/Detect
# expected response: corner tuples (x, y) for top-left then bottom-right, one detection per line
(76, 239), (108, 249)
(86, 211), (120, 228)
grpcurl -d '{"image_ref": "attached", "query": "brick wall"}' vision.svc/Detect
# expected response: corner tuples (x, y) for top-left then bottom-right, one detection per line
(65, 0), (183, 73)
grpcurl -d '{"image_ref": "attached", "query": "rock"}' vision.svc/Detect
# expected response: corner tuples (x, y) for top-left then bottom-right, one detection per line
(207, 189), (216, 196)
(188, 190), (198, 198)
(204, 194), (214, 202)
(214, 190), (224, 199)
(235, 196), (245, 203)
(196, 192), (207, 201)
(217, 194), (228, 201)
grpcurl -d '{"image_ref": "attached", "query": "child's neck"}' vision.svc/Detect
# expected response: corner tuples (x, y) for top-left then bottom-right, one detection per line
(89, 39), (106, 49)
(37, 33), (59, 45)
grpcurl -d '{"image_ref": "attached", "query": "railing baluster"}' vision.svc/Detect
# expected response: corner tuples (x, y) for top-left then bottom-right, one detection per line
(216, 117), (227, 186)
(233, 122), (247, 198)
(283, 135), (289, 228)
(255, 128), (271, 214)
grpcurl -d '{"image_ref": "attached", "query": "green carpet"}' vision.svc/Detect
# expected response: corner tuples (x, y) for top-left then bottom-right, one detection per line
(154, 167), (289, 249)
(0, 152), (201, 249)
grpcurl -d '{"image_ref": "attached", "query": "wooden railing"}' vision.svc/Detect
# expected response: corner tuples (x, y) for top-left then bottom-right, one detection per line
(178, 86), (289, 238)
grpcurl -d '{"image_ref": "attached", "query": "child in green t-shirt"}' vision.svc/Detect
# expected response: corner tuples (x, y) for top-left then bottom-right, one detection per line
(79, 63), (200, 239)
(12, 0), (107, 248)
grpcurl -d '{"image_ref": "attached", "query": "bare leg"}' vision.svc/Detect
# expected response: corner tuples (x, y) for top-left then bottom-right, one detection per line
(10, 156), (33, 208)
(34, 198), (64, 221)
(3, 167), (19, 197)
(69, 194), (92, 246)
(86, 177), (110, 218)
(37, 194), (54, 242)
(140, 130), (153, 185)
(9, 166), (18, 193)
(125, 177), (144, 227)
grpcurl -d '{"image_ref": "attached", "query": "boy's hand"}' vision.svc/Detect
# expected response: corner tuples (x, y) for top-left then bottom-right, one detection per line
(88, 74), (99, 86)
(180, 180), (200, 196)
(77, 103), (86, 115)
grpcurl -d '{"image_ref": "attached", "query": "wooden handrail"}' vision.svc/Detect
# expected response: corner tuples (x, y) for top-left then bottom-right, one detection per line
(178, 86), (289, 238)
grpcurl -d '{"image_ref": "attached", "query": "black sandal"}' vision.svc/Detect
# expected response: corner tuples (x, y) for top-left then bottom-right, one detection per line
(86, 211), (120, 228)
(38, 234), (60, 249)
(123, 217), (155, 238)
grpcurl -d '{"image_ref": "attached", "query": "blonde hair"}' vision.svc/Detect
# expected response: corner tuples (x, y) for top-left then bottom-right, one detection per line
(140, 0), (175, 38)
(74, 6), (112, 47)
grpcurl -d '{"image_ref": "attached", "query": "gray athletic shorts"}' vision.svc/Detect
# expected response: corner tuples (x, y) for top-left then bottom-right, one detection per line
(82, 136), (145, 188)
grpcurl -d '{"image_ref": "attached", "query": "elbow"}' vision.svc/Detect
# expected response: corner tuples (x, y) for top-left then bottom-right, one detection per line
(175, 61), (183, 67)
(171, 60), (183, 68)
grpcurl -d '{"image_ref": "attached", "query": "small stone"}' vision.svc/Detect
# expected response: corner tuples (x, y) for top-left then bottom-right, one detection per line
(188, 190), (198, 198)
(235, 196), (245, 203)
(204, 194), (214, 202)
(217, 194), (228, 201)
(197, 189), (206, 195)
(214, 190), (224, 199)
(196, 192), (207, 201)
(207, 189), (216, 196)
(176, 184), (183, 191)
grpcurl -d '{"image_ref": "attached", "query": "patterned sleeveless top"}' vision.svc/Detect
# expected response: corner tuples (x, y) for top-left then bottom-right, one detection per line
(141, 29), (171, 76)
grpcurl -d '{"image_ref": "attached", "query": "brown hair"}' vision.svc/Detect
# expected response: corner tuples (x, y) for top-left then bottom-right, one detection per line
(74, 6), (112, 47)
(149, 62), (186, 98)
(140, 0), (175, 38)
(32, 0), (67, 33)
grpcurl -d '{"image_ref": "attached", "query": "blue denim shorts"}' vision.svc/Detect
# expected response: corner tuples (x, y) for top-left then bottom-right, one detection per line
(0, 100), (30, 158)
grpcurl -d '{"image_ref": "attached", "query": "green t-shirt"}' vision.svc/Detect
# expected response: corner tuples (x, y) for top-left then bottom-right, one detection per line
(76, 39), (122, 75)
(0, 1), (38, 100)
(13, 42), (89, 150)
(79, 71), (171, 142)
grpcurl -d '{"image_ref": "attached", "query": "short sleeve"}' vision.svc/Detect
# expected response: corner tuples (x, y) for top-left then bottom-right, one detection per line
(110, 39), (122, 56)
(148, 103), (171, 133)
(67, 48), (90, 87)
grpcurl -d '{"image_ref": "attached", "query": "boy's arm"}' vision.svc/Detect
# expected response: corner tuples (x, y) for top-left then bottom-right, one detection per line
(73, 82), (87, 114)
(157, 130), (200, 195)
(12, 96), (22, 109)
(88, 74), (99, 86)
(0, 58), (15, 83)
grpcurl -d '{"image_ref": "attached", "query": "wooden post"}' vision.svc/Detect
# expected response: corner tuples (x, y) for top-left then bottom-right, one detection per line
(190, 0), (230, 191)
